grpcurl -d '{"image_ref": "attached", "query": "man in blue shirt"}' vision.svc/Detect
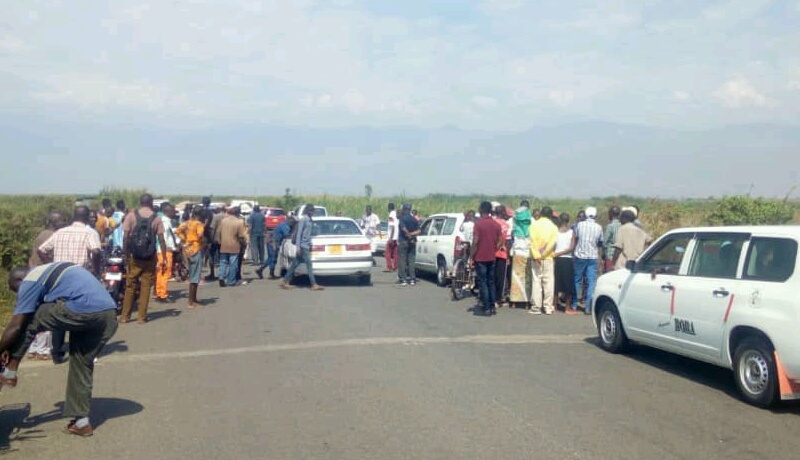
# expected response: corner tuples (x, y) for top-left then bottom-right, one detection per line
(246, 205), (266, 266)
(256, 215), (294, 280)
(280, 204), (324, 291)
(0, 262), (118, 437)
(397, 203), (421, 286)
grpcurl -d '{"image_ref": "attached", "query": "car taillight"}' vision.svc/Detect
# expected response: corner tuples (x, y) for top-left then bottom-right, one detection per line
(311, 245), (325, 252)
(454, 235), (462, 259)
(109, 265), (120, 273)
(346, 244), (371, 251)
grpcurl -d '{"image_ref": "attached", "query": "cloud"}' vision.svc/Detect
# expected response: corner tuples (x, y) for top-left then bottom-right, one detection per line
(0, 0), (798, 129)
(672, 90), (691, 102)
(713, 78), (773, 108)
(471, 96), (498, 108)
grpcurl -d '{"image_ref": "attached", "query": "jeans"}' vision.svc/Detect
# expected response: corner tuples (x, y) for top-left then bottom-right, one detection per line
(284, 247), (316, 285)
(397, 240), (416, 282)
(260, 241), (278, 271)
(250, 234), (264, 265)
(572, 258), (598, 312)
(219, 252), (240, 286)
(475, 260), (497, 311)
(10, 300), (118, 418)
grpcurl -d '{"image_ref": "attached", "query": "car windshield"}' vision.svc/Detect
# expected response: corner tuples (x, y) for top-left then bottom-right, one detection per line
(312, 220), (362, 236)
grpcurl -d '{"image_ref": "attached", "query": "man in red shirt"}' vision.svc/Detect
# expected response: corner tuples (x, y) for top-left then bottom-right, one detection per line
(470, 201), (504, 316)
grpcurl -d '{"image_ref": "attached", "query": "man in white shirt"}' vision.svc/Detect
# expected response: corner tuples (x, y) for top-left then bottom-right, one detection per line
(384, 203), (399, 272)
(360, 205), (381, 250)
(154, 203), (179, 301)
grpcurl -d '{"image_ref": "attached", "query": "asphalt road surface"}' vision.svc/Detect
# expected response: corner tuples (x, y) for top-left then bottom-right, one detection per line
(1, 259), (799, 459)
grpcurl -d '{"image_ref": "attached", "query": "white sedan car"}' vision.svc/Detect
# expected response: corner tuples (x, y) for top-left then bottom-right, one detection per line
(288, 217), (374, 285)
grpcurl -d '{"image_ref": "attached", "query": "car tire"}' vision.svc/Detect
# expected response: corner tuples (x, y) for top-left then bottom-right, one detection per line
(733, 337), (779, 408)
(436, 258), (448, 287)
(596, 303), (629, 353)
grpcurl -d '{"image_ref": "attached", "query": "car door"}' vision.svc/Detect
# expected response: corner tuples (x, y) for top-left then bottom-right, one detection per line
(621, 233), (693, 349)
(415, 218), (434, 270)
(739, 237), (800, 374)
(672, 232), (748, 362)
(426, 216), (447, 267)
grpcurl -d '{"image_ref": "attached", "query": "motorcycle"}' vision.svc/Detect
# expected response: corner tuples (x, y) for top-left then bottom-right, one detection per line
(102, 248), (126, 311)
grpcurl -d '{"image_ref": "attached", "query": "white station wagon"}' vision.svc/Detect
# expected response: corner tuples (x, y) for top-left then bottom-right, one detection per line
(593, 226), (800, 408)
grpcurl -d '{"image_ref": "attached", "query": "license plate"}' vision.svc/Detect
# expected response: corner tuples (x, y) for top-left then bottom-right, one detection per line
(328, 245), (343, 255)
(105, 272), (122, 281)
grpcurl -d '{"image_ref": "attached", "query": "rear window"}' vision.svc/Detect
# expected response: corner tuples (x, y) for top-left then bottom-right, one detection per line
(266, 209), (285, 217)
(313, 208), (327, 217)
(743, 237), (797, 282)
(312, 220), (362, 236)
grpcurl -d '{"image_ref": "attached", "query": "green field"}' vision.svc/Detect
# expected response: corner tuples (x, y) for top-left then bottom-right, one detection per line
(1, 190), (798, 326)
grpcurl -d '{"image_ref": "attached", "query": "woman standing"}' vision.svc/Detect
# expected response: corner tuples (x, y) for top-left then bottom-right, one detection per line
(493, 205), (511, 308)
(553, 213), (577, 314)
(176, 208), (206, 308)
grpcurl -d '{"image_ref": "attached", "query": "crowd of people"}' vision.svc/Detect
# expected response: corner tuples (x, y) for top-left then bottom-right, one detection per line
(455, 201), (652, 317)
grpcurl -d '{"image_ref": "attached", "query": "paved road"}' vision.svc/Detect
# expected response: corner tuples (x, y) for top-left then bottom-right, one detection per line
(1, 259), (799, 459)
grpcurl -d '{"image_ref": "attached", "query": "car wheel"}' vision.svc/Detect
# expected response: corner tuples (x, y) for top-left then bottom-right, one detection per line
(597, 303), (628, 353)
(358, 274), (372, 286)
(436, 258), (448, 287)
(733, 337), (779, 408)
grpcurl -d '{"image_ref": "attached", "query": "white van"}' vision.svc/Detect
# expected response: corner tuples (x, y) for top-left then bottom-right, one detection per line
(414, 213), (465, 286)
(593, 225), (800, 408)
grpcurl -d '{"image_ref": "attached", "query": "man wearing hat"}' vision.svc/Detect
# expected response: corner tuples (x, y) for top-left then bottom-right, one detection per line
(568, 206), (604, 315)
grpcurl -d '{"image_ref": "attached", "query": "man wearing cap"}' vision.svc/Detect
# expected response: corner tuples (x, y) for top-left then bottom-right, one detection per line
(281, 204), (324, 291)
(568, 206), (604, 315)
(397, 203), (421, 286)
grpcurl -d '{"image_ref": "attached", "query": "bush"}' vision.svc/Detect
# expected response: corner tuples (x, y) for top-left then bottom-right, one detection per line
(707, 196), (795, 226)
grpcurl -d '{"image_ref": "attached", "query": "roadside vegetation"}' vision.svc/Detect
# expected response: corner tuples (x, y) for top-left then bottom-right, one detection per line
(0, 189), (797, 326)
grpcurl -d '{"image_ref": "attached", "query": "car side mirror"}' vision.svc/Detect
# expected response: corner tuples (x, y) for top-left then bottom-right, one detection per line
(625, 260), (636, 272)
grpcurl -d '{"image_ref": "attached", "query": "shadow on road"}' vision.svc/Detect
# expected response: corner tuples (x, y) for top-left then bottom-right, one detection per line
(18, 397), (144, 431)
(284, 274), (373, 288)
(99, 340), (129, 358)
(584, 337), (800, 414)
(0, 403), (35, 453)
(147, 308), (182, 322)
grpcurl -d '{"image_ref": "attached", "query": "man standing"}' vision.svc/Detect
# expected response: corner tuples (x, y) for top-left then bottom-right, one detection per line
(111, 200), (126, 251)
(218, 207), (248, 287)
(360, 205), (381, 254)
(154, 203), (178, 302)
(397, 203), (420, 286)
(0, 263), (118, 436)
(29, 211), (66, 268)
(612, 210), (653, 270)
(383, 203), (398, 273)
(119, 194), (167, 324)
(281, 204), (324, 291)
(603, 206), (621, 273)
(470, 201), (503, 316)
(207, 205), (225, 281)
(528, 206), (559, 315)
(247, 205), (266, 266)
(568, 206), (604, 315)
(256, 215), (293, 280)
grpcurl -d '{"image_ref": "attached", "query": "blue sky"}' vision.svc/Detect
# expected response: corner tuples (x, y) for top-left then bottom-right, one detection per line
(0, 0), (799, 196)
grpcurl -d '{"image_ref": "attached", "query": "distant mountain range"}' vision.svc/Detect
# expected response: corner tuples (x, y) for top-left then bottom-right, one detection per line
(1, 118), (798, 198)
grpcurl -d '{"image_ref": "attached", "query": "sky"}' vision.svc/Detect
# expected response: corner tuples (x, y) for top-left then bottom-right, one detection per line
(1, 0), (799, 197)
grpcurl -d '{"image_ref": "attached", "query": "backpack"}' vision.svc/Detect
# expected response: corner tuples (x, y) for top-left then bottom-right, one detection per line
(129, 210), (157, 260)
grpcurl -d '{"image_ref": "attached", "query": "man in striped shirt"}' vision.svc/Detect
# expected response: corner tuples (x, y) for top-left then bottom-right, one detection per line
(568, 206), (604, 315)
